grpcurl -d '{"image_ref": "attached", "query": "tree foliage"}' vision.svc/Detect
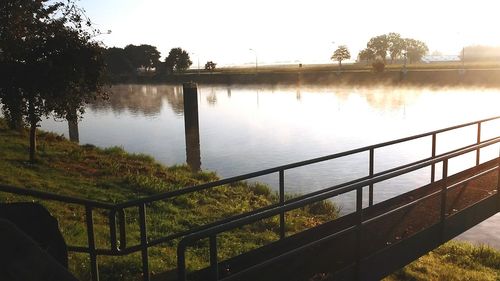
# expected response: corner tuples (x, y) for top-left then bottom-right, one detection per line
(387, 32), (405, 63)
(165, 48), (192, 73)
(103, 47), (134, 75)
(204, 61), (217, 71)
(123, 44), (160, 71)
(357, 48), (375, 63)
(404, 38), (429, 63)
(359, 33), (428, 64)
(367, 34), (389, 62)
(331, 45), (351, 67)
(0, 0), (107, 162)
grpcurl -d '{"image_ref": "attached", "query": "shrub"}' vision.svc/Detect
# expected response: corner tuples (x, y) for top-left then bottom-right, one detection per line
(372, 59), (385, 73)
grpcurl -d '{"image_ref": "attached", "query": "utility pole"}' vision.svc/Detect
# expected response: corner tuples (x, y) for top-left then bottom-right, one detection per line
(249, 48), (258, 73)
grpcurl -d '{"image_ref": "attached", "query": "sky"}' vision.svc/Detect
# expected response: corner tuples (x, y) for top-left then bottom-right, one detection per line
(80, 0), (500, 67)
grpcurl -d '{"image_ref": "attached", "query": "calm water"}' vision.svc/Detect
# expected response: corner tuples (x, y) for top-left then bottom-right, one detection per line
(39, 84), (500, 246)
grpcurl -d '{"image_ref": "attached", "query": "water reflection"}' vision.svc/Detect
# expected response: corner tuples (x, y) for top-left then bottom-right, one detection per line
(87, 84), (185, 116)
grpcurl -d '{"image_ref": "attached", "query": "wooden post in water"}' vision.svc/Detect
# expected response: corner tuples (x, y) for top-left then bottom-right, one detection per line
(183, 82), (201, 172)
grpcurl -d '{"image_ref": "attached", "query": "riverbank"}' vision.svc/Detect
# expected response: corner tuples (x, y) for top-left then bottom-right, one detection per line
(0, 119), (499, 280)
(116, 64), (500, 88)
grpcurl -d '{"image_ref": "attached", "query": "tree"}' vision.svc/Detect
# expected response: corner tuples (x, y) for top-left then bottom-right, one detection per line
(103, 47), (134, 76)
(164, 48), (192, 73)
(367, 34), (389, 62)
(404, 38), (429, 63)
(363, 33), (429, 64)
(331, 45), (351, 67)
(124, 44), (161, 71)
(358, 48), (375, 63)
(0, 0), (107, 162)
(387, 32), (405, 64)
(205, 61), (217, 71)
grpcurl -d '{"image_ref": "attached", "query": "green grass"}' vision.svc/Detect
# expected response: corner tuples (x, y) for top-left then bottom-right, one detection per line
(0, 119), (338, 280)
(385, 241), (500, 281)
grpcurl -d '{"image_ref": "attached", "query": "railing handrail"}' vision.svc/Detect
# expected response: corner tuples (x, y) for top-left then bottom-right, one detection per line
(118, 115), (499, 208)
(0, 184), (114, 209)
(177, 137), (499, 259)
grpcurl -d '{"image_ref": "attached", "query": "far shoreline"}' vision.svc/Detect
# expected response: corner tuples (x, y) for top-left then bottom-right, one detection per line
(108, 65), (500, 88)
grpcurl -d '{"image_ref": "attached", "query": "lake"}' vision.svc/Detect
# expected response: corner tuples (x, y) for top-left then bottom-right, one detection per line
(39, 84), (500, 247)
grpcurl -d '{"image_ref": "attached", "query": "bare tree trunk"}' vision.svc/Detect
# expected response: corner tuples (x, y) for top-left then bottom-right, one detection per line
(67, 108), (79, 143)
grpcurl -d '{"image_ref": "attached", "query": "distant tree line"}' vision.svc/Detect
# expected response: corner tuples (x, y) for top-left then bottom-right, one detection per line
(357, 32), (429, 64)
(103, 45), (215, 79)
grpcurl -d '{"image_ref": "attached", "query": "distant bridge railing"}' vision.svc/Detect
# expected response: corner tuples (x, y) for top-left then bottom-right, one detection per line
(0, 116), (498, 281)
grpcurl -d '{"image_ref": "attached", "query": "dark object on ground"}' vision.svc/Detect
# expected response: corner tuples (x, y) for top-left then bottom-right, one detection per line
(0, 218), (78, 281)
(372, 59), (386, 73)
(0, 202), (69, 267)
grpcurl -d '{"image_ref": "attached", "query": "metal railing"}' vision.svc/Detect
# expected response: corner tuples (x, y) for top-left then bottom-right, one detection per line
(0, 116), (498, 281)
(176, 136), (499, 281)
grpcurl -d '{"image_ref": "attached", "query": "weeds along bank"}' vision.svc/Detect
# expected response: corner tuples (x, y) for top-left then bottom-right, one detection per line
(1, 119), (499, 280)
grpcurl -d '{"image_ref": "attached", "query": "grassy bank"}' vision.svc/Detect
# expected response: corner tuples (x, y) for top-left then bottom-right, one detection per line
(0, 119), (337, 280)
(1, 118), (499, 280)
(385, 241), (500, 281)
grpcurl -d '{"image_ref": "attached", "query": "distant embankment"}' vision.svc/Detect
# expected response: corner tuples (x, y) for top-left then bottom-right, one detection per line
(124, 68), (500, 87)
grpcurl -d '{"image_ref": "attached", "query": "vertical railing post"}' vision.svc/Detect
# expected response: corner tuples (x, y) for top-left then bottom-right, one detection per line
(440, 159), (448, 241)
(177, 243), (187, 281)
(476, 122), (481, 166)
(209, 235), (219, 281)
(431, 133), (437, 183)
(139, 204), (150, 281)
(85, 206), (99, 281)
(355, 185), (363, 280)
(368, 148), (374, 206)
(496, 149), (500, 210)
(109, 209), (118, 251)
(279, 170), (286, 239)
(118, 209), (127, 250)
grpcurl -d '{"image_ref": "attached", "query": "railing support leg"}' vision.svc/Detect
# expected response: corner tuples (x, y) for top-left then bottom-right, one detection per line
(355, 186), (363, 280)
(139, 204), (150, 281)
(440, 160), (448, 241)
(431, 133), (437, 183)
(109, 210), (118, 251)
(496, 149), (500, 210)
(86, 206), (99, 281)
(279, 170), (286, 239)
(369, 149), (374, 206)
(210, 235), (219, 281)
(476, 122), (481, 166)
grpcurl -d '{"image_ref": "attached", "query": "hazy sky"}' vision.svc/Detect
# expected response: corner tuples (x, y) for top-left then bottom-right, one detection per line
(81, 0), (500, 66)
